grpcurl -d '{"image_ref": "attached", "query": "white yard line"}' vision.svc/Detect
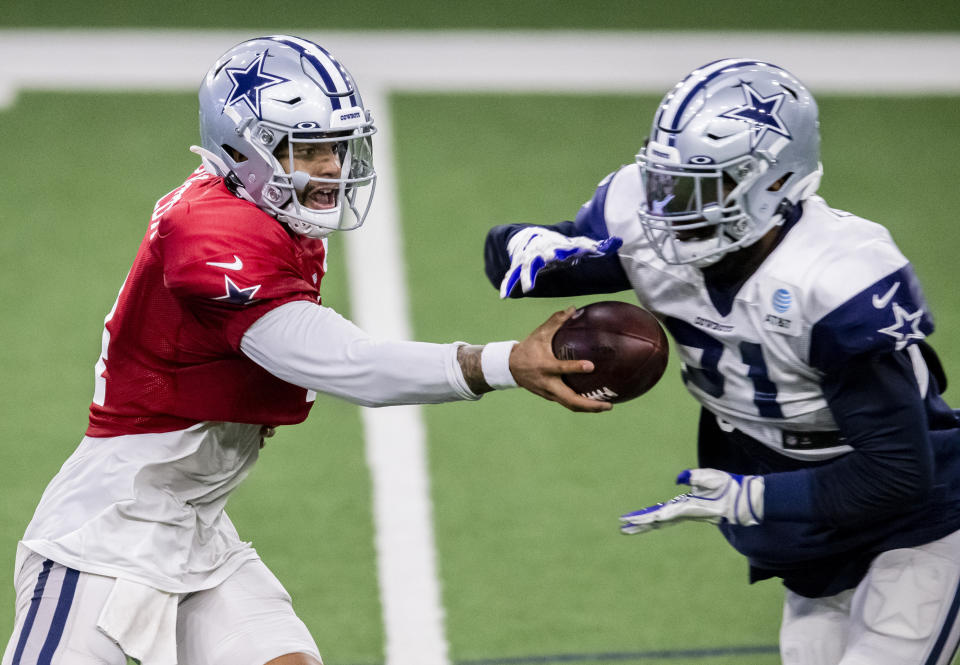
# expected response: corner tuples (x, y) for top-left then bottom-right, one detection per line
(344, 86), (451, 665)
(2, 29), (958, 665)
(3, 30), (960, 99)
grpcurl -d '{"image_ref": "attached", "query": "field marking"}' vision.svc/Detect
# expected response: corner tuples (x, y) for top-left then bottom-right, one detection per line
(2, 29), (958, 665)
(345, 86), (450, 665)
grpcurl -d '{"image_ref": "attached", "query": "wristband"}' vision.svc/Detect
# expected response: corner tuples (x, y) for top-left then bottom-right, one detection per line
(481, 341), (518, 390)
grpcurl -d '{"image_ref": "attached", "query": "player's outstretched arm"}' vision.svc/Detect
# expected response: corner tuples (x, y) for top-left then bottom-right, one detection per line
(486, 224), (626, 299)
(241, 302), (610, 411)
(467, 307), (612, 413)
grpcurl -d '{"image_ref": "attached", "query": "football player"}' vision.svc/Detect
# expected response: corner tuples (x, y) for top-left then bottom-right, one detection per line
(485, 59), (960, 665)
(2, 35), (611, 665)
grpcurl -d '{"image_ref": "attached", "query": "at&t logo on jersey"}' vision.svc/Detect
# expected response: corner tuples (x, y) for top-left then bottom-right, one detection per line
(772, 288), (792, 313)
(763, 286), (801, 336)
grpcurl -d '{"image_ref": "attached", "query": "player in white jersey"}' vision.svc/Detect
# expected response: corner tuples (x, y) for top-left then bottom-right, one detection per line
(485, 59), (960, 665)
(3, 36), (611, 665)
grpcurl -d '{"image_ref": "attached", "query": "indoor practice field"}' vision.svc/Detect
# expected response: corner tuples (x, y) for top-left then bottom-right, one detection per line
(1, 6), (959, 665)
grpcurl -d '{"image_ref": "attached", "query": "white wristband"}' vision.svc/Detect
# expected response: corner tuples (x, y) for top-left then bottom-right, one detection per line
(481, 341), (518, 390)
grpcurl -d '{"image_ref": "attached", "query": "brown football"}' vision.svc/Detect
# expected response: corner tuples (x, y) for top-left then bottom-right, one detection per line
(551, 301), (669, 403)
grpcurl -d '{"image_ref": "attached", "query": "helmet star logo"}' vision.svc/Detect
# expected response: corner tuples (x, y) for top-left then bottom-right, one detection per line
(720, 82), (792, 148)
(224, 51), (289, 119)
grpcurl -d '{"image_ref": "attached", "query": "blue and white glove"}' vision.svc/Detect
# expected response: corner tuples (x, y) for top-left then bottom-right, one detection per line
(499, 227), (623, 299)
(619, 469), (764, 535)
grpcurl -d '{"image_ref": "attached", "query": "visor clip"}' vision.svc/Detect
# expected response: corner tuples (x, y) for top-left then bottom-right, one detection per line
(291, 171), (311, 194)
(702, 203), (723, 224)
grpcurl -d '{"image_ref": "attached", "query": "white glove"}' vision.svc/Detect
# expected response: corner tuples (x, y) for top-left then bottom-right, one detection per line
(499, 227), (622, 298)
(619, 468), (764, 535)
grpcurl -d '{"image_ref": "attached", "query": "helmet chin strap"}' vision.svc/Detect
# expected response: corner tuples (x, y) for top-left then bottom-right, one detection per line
(669, 234), (726, 268)
(282, 214), (334, 239)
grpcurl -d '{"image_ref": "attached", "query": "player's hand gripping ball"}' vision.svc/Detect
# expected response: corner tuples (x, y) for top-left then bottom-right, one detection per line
(551, 301), (669, 403)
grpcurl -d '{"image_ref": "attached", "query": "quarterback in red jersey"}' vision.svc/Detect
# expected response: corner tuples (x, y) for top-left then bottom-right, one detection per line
(88, 166), (325, 435)
(2, 36), (607, 665)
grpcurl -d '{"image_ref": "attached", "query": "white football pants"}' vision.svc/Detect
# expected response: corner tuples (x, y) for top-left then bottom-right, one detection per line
(780, 528), (960, 665)
(2, 551), (321, 665)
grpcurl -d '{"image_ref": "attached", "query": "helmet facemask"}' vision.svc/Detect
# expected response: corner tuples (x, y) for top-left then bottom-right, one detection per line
(638, 146), (770, 268)
(257, 124), (376, 239)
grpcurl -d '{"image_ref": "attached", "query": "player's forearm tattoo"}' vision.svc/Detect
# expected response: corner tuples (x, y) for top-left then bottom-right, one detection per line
(457, 345), (494, 395)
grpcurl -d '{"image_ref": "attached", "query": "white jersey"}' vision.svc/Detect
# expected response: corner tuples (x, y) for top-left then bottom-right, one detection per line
(21, 423), (262, 593)
(598, 165), (933, 460)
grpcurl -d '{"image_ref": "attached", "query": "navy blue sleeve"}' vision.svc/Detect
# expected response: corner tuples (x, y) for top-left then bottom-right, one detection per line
(764, 349), (933, 526)
(483, 222), (630, 298)
(809, 264), (933, 371)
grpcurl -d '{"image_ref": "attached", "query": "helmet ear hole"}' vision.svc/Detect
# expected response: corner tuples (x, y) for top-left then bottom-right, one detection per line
(722, 171), (738, 194)
(767, 172), (792, 192)
(223, 145), (247, 163)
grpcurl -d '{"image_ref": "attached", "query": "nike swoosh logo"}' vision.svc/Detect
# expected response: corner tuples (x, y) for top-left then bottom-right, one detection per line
(206, 255), (243, 271)
(872, 281), (900, 309)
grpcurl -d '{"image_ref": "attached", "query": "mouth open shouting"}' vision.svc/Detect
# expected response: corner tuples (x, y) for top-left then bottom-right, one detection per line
(304, 185), (338, 210)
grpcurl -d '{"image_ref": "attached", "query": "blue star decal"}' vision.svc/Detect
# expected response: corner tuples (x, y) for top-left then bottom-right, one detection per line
(878, 302), (926, 351)
(214, 275), (261, 305)
(720, 82), (792, 148)
(224, 51), (289, 119)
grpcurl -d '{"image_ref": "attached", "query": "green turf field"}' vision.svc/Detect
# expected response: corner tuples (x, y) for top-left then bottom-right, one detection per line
(3, 0), (959, 31)
(1, 84), (958, 664)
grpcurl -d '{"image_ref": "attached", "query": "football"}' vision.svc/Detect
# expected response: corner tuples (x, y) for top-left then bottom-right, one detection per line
(551, 301), (669, 403)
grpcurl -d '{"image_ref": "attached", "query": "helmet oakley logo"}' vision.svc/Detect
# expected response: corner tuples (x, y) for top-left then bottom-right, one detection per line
(772, 288), (792, 313)
(224, 51), (290, 119)
(296, 122), (321, 129)
(719, 82), (792, 149)
(689, 155), (715, 165)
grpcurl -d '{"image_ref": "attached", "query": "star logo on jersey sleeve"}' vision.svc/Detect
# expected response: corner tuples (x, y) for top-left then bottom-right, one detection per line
(878, 302), (925, 350)
(720, 82), (792, 148)
(224, 51), (289, 119)
(214, 275), (261, 305)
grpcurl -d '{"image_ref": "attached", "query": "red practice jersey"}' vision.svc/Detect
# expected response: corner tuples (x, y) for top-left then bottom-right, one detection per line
(87, 168), (327, 437)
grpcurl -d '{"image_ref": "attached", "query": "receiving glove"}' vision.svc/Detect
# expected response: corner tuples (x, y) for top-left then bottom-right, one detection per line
(619, 468), (764, 535)
(499, 227), (622, 298)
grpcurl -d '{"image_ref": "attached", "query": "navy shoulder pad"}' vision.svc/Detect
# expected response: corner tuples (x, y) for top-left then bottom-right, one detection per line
(809, 264), (934, 370)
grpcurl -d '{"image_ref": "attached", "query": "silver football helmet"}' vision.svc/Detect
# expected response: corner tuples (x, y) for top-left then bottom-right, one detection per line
(196, 35), (376, 238)
(636, 59), (822, 268)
